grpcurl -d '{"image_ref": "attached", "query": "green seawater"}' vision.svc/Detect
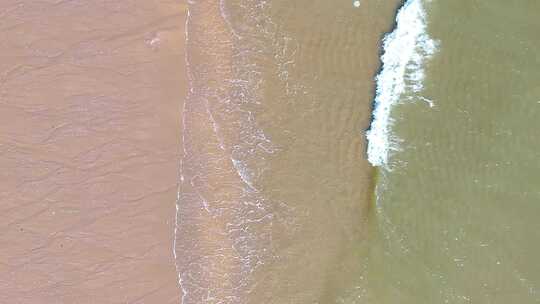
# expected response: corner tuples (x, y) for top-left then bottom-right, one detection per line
(368, 1), (540, 303)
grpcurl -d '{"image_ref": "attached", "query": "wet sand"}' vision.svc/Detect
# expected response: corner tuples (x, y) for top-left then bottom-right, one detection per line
(0, 1), (186, 302)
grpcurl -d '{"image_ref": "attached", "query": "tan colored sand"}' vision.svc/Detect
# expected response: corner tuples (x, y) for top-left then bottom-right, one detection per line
(0, 1), (187, 302)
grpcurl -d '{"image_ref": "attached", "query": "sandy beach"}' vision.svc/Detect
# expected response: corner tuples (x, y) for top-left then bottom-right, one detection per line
(0, 1), (186, 302)
(1, 0), (402, 303)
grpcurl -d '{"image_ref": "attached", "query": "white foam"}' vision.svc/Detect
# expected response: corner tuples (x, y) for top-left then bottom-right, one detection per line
(366, 0), (437, 167)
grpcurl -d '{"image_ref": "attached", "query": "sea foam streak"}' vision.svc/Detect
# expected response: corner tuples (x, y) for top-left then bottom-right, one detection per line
(366, 0), (437, 167)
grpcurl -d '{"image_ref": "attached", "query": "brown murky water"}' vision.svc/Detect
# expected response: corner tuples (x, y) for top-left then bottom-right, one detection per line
(176, 0), (399, 303)
(366, 1), (540, 303)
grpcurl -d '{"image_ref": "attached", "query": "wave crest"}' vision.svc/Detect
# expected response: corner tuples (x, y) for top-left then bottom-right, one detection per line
(366, 0), (438, 167)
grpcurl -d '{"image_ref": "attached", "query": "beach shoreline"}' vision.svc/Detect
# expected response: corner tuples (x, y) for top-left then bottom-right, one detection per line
(176, 0), (401, 302)
(0, 0), (408, 302)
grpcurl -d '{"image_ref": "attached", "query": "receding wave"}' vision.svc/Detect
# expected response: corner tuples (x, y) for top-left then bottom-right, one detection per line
(366, 0), (437, 167)
(175, 1), (299, 303)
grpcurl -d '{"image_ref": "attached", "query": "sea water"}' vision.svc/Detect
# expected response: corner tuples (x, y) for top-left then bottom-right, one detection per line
(367, 0), (540, 303)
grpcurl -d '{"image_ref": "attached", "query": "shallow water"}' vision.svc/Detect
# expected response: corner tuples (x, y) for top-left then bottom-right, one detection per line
(368, 0), (540, 303)
(176, 0), (399, 302)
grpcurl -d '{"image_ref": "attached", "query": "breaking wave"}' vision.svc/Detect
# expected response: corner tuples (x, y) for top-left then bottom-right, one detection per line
(366, 0), (438, 167)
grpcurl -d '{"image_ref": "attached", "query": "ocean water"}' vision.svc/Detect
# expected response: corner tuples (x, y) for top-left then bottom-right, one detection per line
(367, 0), (540, 303)
(176, 0), (539, 302)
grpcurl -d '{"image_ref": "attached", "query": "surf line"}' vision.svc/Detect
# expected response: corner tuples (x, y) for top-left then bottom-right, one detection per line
(365, 0), (437, 168)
